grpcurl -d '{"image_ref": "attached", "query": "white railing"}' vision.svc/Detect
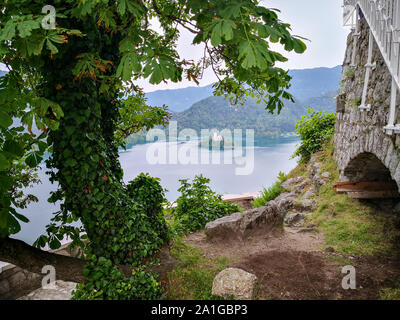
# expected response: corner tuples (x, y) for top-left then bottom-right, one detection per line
(343, 0), (400, 134)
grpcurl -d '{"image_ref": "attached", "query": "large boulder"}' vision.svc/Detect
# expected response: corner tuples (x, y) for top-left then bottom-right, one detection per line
(205, 201), (284, 241)
(212, 268), (257, 300)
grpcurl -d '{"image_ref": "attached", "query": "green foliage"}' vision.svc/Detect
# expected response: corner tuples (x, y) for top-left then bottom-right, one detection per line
(116, 94), (170, 148)
(0, 0), (306, 245)
(345, 68), (355, 78)
(126, 173), (169, 242)
(380, 285), (400, 300)
(72, 255), (161, 300)
(0, 72), (51, 238)
(253, 171), (287, 207)
(1, 0), (306, 300)
(172, 175), (239, 233)
(292, 108), (336, 162)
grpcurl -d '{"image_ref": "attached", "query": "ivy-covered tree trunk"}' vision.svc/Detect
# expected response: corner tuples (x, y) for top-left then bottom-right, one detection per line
(41, 19), (163, 265)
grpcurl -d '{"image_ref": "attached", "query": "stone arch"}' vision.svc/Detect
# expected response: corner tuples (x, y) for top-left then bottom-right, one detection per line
(337, 132), (400, 192)
(344, 152), (394, 183)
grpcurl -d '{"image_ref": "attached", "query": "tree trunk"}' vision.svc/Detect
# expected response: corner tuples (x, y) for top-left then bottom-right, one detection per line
(0, 237), (86, 283)
(0, 238), (133, 282)
(40, 17), (165, 266)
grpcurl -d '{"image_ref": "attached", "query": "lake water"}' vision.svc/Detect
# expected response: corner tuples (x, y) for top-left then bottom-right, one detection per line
(13, 136), (299, 245)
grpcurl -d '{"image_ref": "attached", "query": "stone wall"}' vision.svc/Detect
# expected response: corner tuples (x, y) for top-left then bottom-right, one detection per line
(334, 18), (400, 190)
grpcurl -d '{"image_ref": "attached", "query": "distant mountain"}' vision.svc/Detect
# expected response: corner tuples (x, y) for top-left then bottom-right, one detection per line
(145, 84), (214, 112)
(170, 92), (336, 138)
(145, 66), (341, 112)
(1, 66), (341, 113)
(288, 66), (341, 101)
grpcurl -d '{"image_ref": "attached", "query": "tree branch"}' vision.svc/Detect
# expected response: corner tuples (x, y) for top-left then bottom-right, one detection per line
(0, 237), (133, 283)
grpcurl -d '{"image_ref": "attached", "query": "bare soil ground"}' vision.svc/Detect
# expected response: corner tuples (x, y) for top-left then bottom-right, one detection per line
(185, 227), (324, 260)
(181, 227), (400, 300)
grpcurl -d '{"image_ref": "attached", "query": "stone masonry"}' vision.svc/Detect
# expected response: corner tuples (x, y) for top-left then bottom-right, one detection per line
(334, 18), (400, 191)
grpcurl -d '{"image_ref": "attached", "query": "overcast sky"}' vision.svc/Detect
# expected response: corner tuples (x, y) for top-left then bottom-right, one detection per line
(0, 0), (350, 93)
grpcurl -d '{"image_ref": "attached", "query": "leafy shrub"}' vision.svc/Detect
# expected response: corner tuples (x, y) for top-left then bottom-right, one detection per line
(293, 108), (336, 162)
(73, 174), (170, 301)
(172, 175), (239, 234)
(72, 255), (160, 300)
(253, 172), (287, 207)
(127, 173), (169, 242)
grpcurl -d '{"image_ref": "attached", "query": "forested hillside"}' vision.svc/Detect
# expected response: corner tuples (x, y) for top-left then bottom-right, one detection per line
(171, 93), (336, 137)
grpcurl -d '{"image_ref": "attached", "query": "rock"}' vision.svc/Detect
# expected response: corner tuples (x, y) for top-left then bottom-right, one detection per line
(297, 199), (317, 211)
(205, 201), (285, 241)
(294, 180), (309, 193)
(0, 280), (10, 296)
(281, 177), (303, 190)
(313, 163), (321, 175)
(303, 188), (315, 199)
(284, 213), (306, 227)
(18, 281), (77, 300)
(307, 158), (321, 175)
(205, 212), (242, 240)
(321, 172), (330, 179)
(311, 174), (325, 189)
(394, 202), (400, 214)
(212, 268), (257, 300)
(274, 192), (297, 212)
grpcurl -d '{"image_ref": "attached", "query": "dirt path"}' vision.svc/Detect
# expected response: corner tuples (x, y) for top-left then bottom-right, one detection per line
(185, 227), (324, 260)
(183, 227), (400, 300)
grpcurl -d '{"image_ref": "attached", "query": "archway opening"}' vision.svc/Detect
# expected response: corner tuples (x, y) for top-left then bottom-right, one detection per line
(340, 152), (399, 209)
(344, 152), (395, 183)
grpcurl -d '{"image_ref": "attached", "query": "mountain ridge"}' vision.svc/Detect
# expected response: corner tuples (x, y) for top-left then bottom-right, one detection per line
(145, 65), (341, 112)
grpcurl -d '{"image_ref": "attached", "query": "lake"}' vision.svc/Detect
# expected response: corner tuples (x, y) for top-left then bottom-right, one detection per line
(13, 136), (300, 245)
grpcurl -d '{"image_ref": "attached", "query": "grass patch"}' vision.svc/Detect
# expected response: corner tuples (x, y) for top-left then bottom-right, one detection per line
(345, 68), (355, 78)
(306, 140), (400, 256)
(380, 284), (400, 300)
(166, 238), (232, 300)
(287, 162), (307, 180)
(253, 172), (287, 208)
(253, 181), (283, 208)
